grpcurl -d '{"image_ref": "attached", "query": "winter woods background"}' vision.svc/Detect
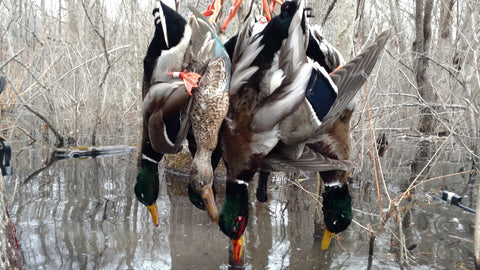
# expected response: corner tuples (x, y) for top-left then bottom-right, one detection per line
(1, 0), (479, 147)
(1, 0), (480, 268)
(1, 0), (478, 150)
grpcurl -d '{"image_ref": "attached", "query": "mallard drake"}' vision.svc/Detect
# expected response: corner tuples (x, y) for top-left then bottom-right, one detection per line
(202, 0), (284, 31)
(136, 0), (193, 226)
(254, 25), (347, 204)
(219, 0), (310, 263)
(219, 0), (390, 259)
(263, 29), (391, 249)
(135, 1), (230, 225)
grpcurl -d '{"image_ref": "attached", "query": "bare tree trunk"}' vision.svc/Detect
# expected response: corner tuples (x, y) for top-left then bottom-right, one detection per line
(388, 0), (406, 52)
(438, 0), (454, 42)
(475, 167), (480, 269)
(336, 0), (355, 58)
(413, 0), (437, 134)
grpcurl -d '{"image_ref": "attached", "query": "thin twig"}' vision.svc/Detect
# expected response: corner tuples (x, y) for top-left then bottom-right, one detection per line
(285, 177), (322, 206)
(0, 49), (25, 70)
(364, 82), (384, 216)
(394, 128), (456, 205)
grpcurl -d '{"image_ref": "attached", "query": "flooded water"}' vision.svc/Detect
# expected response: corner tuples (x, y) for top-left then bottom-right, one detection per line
(2, 134), (477, 269)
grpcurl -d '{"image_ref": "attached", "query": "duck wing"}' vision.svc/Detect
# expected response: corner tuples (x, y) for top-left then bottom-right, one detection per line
(228, 18), (265, 97)
(261, 144), (355, 173)
(142, 82), (191, 153)
(251, 0), (309, 133)
(307, 25), (346, 73)
(316, 30), (391, 136)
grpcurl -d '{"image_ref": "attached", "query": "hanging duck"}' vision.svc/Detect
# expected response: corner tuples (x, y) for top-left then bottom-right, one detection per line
(262, 29), (391, 249)
(218, 0), (391, 261)
(183, 7), (230, 222)
(219, 0), (311, 263)
(136, 0), (194, 226)
(135, 1), (230, 225)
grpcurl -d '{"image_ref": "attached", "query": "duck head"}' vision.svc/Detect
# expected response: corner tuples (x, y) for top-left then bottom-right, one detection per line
(134, 158), (160, 226)
(187, 182), (217, 211)
(310, 109), (354, 250)
(322, 183), (352, 233)
(320, 172), (352, 250)
(218, 181), (249, 264)
(188, 152), (219, 221)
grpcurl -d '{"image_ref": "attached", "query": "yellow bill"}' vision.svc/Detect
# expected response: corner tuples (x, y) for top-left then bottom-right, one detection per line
(321, 228), (335, 250)
(146, 203), (159, 227)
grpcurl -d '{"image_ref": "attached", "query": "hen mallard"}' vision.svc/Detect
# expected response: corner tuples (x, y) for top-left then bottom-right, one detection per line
(135, 1), (230, 225)
(183, 7), (230, 221)
(218, 0), (390, 260)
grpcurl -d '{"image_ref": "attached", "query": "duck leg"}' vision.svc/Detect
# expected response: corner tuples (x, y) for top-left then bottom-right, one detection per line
(167, 70), (201, 95)
(221, 0), (243, 32)
(220, 0), (284, 31)
(269, 0), (284, 13)
(202, 0), (223, 23)
(256, 171), (269, 202)
(262, 0), (271, 21)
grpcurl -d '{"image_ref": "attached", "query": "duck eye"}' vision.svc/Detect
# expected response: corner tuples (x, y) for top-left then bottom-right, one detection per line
(232, 216), (246, 238)
(304, 7), (314, 18)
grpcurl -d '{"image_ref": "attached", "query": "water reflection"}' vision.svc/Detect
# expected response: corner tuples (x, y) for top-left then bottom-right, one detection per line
(267, 180), (290, 269)
(3, 136), (477, 269)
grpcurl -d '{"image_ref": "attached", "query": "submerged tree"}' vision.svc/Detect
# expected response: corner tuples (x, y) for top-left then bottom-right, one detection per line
(413, 0), (437, 134)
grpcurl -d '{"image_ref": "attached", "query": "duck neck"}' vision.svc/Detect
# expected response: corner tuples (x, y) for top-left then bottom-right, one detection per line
(219, 181), (249, 240)
(320, 170), (348, 188)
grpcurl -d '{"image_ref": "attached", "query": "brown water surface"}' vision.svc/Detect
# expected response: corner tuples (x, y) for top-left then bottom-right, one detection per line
(3, 135), (477, 269)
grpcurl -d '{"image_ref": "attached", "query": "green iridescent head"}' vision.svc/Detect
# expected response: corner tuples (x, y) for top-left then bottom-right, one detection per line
(218, 182), (249, 240)
(322, 185), (352, 233)
(134, 159), (159, 206)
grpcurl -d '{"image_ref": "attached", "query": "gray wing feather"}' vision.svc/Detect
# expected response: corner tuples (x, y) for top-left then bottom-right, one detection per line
(229, 20), (264, 96)
(317, 29), (391, 135)
(261, 146), (355, 173)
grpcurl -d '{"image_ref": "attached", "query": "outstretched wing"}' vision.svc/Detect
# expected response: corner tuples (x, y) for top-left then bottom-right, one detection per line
(317, 30), (391, 135)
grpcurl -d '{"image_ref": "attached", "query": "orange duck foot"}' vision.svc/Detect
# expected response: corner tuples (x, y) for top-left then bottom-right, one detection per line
(168, 70), (201, 95)
(202, 0), (223, 23)
(208, 0), (285, 31)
